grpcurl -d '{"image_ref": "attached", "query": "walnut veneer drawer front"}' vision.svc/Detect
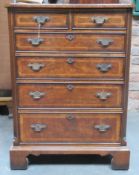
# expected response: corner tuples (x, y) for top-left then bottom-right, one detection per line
(17, 57), (124, 79)
(18, 84), (122, 108)
(15, 33), (125, 52)
(15, 12), (69, 29)
(73, 12), (126, 29)
(19, 113), (121, 143)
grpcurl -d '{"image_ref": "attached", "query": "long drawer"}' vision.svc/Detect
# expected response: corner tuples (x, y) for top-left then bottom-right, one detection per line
(15, 12), (69, 29)
(17, 57), (124, 79)
(19, 113), (121, 143)
(18, 83), (123, 108)
(15, 33), (125, 52)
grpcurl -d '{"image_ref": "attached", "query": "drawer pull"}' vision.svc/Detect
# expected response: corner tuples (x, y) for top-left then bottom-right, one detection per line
(28, 63), (45, 72)
(66, 34), (75, 41)
(97, 39), (113, 47)
(67, 84), (74, 91)
(27, 38), (44, 46)
(29, 91), (45, 100)
(94, 124), (111, 132)
(31, 123), (47, 132)
(33, 16), (50, 25)
(66, 115), (75, 120)
(96, 92), (112, 100)
(96, 63), (112, 73)
(67, 58), (75, 64)
(91, 16), (108, 25)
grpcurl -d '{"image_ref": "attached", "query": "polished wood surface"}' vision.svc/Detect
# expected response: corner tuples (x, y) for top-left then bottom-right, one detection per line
(14, 10), (126, 29)
(15, 12), (69, 29)
(10, 145), (130, 170)
(17, 57), (124, 79)
(20, 113), (121, 143)
(6, 3), (133, 9)
(18, 84), (123, 108)
(73, 11), (126, 28)
(7, 3), (132, 170)
(16, 33), (125, 52)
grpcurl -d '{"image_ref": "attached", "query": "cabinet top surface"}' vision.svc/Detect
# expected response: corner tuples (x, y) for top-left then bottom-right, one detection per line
(6, 2), (133, 9)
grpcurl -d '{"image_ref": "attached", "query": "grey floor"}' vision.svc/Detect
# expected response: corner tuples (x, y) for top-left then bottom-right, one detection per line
(0, 112), (139, 175)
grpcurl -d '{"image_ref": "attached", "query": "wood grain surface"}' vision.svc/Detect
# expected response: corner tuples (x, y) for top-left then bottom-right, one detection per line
(17, 57), (124, 79)
(19, 113), (121, 143)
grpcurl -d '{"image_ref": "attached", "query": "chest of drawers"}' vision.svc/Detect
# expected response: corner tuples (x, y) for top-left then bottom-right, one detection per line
(7, 3), (132, 170)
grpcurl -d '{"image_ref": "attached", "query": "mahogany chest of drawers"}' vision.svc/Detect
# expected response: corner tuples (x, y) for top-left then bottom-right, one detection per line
(7, 3), (132, 170)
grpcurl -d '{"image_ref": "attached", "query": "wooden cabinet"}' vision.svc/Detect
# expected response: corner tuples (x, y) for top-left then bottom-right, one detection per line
(7, 3), (132, 170)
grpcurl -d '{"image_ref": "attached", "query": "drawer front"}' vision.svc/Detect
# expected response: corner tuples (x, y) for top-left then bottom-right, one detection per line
(18, 84), (123, 108)
(15, 12), (69, 29)
(72, 12), (126, 29)
(19, 113), (121, 143)
(16, 33), (125, 52)
(17, 57), (124, 79)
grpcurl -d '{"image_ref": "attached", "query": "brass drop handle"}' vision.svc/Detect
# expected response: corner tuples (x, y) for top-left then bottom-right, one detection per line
(29, 91), (45, 100)
(33, 16), (50, 25)
(31, 123), (47, 132)
(91, 16), (108, 25)
(96, 63), (112, 73)
(67, 58), (75, 64)
(28, 63), (45, 72)
(97, 39), (113, 47)
(96, 92), (112, 100)
(66, 115), (75, 120)
(94, 124), (111, 132)
(27, 38), (44, 46)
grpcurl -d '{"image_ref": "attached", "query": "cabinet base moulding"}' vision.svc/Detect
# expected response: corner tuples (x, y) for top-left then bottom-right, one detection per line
(10, 145), (130, 170)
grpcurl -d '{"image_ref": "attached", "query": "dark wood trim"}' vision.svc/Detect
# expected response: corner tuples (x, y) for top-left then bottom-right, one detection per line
(6, 4), (133, 9)
(18, 108), (123, 113)
(15, 52), (126, 57)
(121, 8), (132, 146)
(10, 145), (130, 170)
(8, 8), (19, 145)
(16, 79), (124, 84)
(14, 30), (127, 34)
(19, 142), (121, 146)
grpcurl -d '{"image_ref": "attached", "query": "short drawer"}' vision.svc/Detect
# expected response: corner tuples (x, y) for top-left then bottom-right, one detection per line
(19, 113), (121, 143)
(15, 33), (125, 52)
(17, 57), (124, 79)
(18, 83), (123, 108)
(72, 12), (126, 29)
(15, 12), (69, 29)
